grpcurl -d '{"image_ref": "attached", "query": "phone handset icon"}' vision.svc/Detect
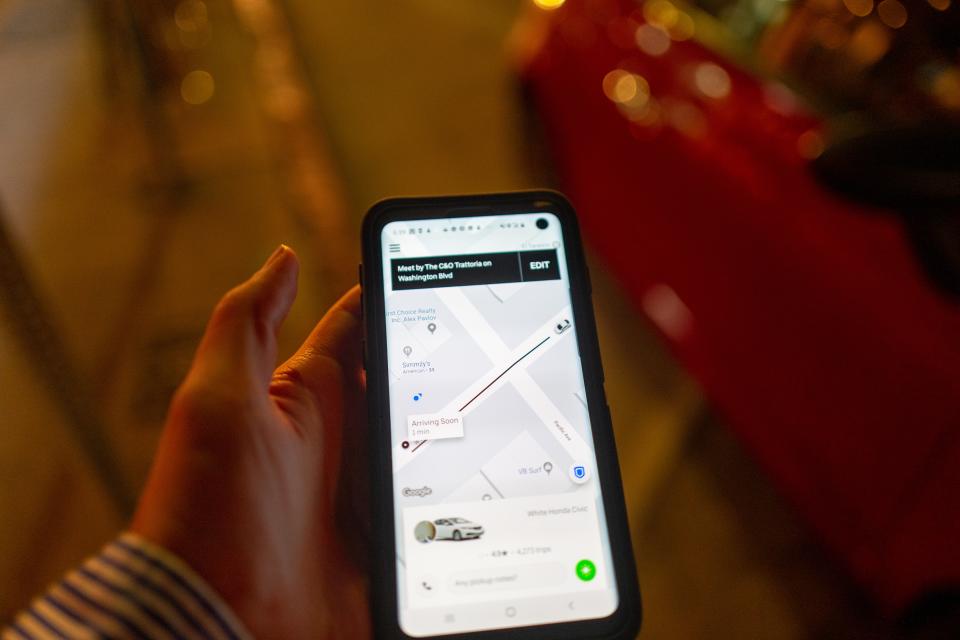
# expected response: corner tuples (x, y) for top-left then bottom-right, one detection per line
(420, 578), (438, 598)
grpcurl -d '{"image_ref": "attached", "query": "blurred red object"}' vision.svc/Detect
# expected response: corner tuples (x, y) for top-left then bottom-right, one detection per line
(518, 0), (960, 615)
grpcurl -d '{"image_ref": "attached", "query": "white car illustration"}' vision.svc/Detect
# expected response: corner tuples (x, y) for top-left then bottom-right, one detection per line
(433, 517), (484, 541)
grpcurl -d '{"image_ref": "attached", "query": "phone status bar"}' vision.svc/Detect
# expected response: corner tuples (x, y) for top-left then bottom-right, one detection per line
(389, 222), (529, 236)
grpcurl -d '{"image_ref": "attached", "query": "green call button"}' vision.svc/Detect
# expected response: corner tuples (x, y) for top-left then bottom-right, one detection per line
(575, 559), (596, 582)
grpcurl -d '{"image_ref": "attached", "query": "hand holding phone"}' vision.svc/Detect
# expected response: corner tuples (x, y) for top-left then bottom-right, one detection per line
(362, 191), (641, 639)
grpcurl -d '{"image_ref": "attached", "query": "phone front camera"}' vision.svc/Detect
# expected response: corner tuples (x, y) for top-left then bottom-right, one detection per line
(536, 218), (549, 229)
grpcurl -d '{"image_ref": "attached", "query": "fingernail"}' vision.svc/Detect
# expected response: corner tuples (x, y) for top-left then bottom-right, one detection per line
(264, 244), (289, 269)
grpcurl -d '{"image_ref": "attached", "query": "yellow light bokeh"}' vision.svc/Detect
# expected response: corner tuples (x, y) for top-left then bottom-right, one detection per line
(603, 70), (651, 110)
(927, 0), (950, 10)
(842, 0), (874, 17)
(533, 0), (566, 10)
(932, 67), (960, 110)
(847, 20), (890, 67)
(669, 12), (696, 41)
(174, 0), (208, 32)
(877, 0), (907, 28)
(614, 75), (640, 104)
(628, 99), (662, 127)
(644, 0), (679, 30)
(181, 70), (216, 105)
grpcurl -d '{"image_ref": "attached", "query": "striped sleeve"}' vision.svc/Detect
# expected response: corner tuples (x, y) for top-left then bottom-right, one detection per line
(3, 533), (252, 640)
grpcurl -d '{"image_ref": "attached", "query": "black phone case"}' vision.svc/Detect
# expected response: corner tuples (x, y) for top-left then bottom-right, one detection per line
(360, 190), (641, 640)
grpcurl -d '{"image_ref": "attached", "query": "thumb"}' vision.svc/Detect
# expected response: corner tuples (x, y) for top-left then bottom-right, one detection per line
(188, 245), (299, 392)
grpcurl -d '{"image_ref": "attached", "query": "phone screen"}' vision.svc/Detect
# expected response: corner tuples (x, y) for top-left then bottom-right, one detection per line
(380, 212), (619, 636)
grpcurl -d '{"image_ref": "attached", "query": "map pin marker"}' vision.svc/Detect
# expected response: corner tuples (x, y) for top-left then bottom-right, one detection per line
(427, 322), (437, 334)
(403, 345), (413, 357)
(543, 461), (553, 475)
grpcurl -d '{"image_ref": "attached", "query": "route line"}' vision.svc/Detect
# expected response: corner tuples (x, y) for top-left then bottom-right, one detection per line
(478, 469), (505, 498)
(457, 336), (551, 412)
(410, 439), (428, 453)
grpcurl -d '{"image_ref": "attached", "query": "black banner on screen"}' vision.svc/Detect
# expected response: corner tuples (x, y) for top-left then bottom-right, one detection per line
(391, 250), (560, 290)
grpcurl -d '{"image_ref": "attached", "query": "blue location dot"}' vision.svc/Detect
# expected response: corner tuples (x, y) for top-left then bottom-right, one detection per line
(413, 393), (422, 401)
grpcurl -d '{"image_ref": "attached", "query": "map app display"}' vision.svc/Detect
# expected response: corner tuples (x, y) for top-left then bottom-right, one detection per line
(381, 212), (619, 636)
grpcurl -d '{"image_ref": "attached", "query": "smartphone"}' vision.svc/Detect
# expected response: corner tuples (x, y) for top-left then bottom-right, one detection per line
(361, 191), (641, 639)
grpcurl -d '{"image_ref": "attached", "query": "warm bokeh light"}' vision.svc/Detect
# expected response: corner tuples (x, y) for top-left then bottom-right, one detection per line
(635, 23), (671, 56)
(603, 70), (630, 103)
(842, 0), (874, 17)
(762, 83), (800, 116)
(669, 12), (696, 41)
(694, 62), (731, 99)
(264, 84), (307, 121)
(641, 0), (693, 42)
(533, 0), (566, 10)
(641, 283), (693, 340)
(664, 99), (707, 138)
(174, 0), (208, 31)
(644, 0), (679, 30)
(847, 21), (890, 67)
(931, 67), (960, 110)
(603, 70), (652, 111)
(180, 70), (216, 105)
(815, 18), (848, 50)
(173, 0), (211, 49)
(876, 0), (907, 28)
(627, 99), (662, 127)
(796, 130), (825, 159)
(927, 0), (950, 10)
